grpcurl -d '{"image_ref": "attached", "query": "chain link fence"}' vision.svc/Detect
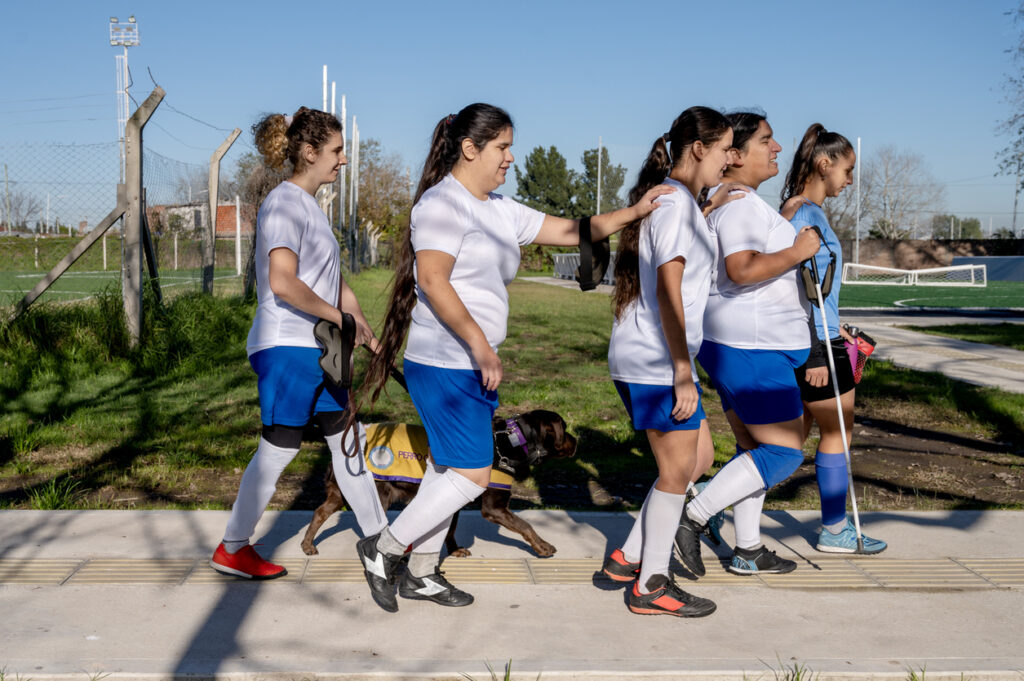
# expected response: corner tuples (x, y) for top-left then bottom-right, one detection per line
(0, 137), (251, 310)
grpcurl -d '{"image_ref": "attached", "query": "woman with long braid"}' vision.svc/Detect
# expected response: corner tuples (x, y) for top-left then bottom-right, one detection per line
(354, 103), (671, 612)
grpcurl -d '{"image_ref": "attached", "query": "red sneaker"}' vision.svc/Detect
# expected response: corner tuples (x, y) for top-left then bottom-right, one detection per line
(210, 543), (287, 579)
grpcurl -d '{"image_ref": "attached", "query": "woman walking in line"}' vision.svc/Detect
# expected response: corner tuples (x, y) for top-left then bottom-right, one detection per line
(781, 123), (886, 554)
(355, 103), (672, 612)
(210, 107), (386, 579)
(681, 111), (821, 577)
(601, 105), (734, 617)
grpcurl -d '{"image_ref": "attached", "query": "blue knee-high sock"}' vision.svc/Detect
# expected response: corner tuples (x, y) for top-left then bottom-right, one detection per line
(815, 450), (847, 529)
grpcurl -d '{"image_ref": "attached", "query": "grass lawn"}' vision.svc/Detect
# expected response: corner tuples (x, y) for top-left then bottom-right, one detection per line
(1, 268), (1022, 511)
(838, 280), (1024, 309)
(900, 323), (1024, 351)
(0, 268), (244, 306)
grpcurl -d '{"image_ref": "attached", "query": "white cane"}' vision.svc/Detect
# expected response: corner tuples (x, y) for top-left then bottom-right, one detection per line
(805, 231), (864, 553)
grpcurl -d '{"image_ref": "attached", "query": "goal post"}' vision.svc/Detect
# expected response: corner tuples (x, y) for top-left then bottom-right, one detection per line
(841, 263), (987, 287)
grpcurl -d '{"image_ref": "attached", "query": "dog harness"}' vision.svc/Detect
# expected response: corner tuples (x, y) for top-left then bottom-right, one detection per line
(493, 416), (547, 472)
(363, 423), (515, 490)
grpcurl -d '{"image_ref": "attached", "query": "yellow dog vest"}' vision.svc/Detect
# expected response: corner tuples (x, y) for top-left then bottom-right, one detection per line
(364, 423), (514, 490)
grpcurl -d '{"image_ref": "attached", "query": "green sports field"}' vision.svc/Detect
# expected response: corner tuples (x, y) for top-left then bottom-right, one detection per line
(0, 268), (243, 306)
(837, 280), (1023, 309)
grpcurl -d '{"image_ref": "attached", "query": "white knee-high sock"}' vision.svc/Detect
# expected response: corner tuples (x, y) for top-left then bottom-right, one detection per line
(621, 483), (656, 563)
(223, 438), (298, 549)
(325, 428), (387, 537)
(387, 469), (485, 549)
(409, 461), (454, 555)
(732, 488), (766, 550)
(637, 487), (686, 590)
(686, 454), (764, 525)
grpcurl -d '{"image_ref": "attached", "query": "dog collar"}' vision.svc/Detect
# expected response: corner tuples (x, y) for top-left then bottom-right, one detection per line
(504, 418), (530, 458)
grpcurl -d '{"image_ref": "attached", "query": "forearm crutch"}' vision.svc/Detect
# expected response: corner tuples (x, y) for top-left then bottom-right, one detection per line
(800, 228), (864, 553)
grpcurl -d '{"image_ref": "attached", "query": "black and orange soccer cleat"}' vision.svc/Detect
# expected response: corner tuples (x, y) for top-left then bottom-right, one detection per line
(602, 548), (641, 583)
(627, 574), (716, 618)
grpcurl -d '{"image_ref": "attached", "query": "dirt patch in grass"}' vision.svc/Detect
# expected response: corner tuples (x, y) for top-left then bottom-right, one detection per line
(4, 398), (1020, 512)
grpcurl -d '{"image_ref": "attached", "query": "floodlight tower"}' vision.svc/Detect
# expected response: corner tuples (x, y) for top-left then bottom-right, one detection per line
(109, 16), (140, 183)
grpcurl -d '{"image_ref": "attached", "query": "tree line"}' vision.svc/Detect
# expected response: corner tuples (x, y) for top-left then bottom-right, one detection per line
(217, 131), (1015, 276)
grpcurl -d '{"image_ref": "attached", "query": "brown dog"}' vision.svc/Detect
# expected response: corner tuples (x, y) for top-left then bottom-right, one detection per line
(300, 410), (577, 558)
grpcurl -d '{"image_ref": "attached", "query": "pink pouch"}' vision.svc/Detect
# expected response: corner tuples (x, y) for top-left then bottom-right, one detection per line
(844, 332), (876, 384)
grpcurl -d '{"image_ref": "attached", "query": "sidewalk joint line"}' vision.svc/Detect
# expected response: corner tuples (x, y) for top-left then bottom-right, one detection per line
(59, 558), (88, 586)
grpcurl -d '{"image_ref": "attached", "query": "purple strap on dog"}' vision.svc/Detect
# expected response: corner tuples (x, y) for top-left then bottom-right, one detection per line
(505, 418), (530, 458)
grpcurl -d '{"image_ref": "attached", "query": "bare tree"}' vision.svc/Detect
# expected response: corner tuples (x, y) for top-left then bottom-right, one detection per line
(3, 188), (43, 231)
(174, 167), (210, 204)
(356, 138), (412, 242)
(997, 3), (1024, 232)
(861, 146), (944, 239)
(822, 184), (860, 239)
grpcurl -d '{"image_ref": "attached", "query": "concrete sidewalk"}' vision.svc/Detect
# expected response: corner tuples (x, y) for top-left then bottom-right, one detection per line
(1, 509), (1022, 680)
(843, 311), (1024, 394)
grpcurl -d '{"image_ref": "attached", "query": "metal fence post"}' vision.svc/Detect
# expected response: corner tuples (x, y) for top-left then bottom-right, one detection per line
(122, 86), (165, 345)
(204, 128), (241, 293)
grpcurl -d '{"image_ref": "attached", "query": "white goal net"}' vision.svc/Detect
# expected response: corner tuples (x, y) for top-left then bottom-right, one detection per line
(841, 263), (987, 287)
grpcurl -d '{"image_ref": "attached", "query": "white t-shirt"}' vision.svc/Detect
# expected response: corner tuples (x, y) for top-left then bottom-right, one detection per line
(608, 179), (715, 385)
(246, 181), (341, 356)
(404, 174), (545, 369)
(702, 186), (809, 350)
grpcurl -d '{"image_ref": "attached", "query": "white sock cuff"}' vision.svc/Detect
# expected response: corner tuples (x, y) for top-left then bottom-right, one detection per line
(443, 469), (487, 503)
(736, 452), (761, 480)
(257, 437), (300, 463)
(324, 423), (365, 458)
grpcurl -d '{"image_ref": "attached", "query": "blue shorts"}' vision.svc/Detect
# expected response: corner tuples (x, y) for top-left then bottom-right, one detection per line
(404, 359), (499, 469)
(696, 341), (808, 426)
(614, 381), (705, 431)
(250, 347), (348, 427)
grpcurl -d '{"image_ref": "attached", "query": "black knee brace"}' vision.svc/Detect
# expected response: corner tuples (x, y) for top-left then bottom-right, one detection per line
(261, 424), (304, 450)
(313, 410), (347, 438)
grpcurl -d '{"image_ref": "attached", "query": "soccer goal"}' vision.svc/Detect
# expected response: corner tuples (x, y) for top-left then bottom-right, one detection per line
(841, 263), (987, 287)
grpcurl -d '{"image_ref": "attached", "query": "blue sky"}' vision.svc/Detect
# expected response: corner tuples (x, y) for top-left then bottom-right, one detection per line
(0, 0), (1020, 231)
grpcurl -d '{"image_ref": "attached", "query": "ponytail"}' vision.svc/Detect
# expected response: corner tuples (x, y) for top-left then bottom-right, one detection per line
(612, 106), (730, 319)
(360, 103), (514, 409)
(252, 106), (342, 173)
(780, 123), (853, 205)
(612, 136), (672, 318)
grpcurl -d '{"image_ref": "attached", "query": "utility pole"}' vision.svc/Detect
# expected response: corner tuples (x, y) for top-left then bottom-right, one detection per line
(854, 137), (861, 264)
(1013, 157), (1021, 236)
(109, 16), (139, 184)
(596, 136), (602, 215)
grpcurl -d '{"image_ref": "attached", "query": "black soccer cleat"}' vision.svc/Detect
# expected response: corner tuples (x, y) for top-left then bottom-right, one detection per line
(356, 533), (404, 613)
(602, 549), (641, 583)
(727, 545), (797, 575)
(627, 574), (716, 618)
(674, 513), (708, 577)
(398, 568), (474, 607)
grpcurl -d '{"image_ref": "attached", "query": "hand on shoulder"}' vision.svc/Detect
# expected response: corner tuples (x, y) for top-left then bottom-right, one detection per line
(701, 183), (750, 218)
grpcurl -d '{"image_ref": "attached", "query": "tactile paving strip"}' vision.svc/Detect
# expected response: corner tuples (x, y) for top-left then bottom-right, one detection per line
(69, 559), (196, 584)
(852, 558), (992, 588)
(303, 559), (364, 583)
(442, 558), (532, 584)
(0, 559), (81, 585)
(757, 558), (881, 589)
(957, 558), (1024, 587)
(0, 557), (1020, 589)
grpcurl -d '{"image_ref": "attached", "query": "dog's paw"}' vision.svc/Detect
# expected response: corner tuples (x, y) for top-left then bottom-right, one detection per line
(533, 541), (556, 557)
(450, 548), (472, 558)
(300, 543), (319, 556)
